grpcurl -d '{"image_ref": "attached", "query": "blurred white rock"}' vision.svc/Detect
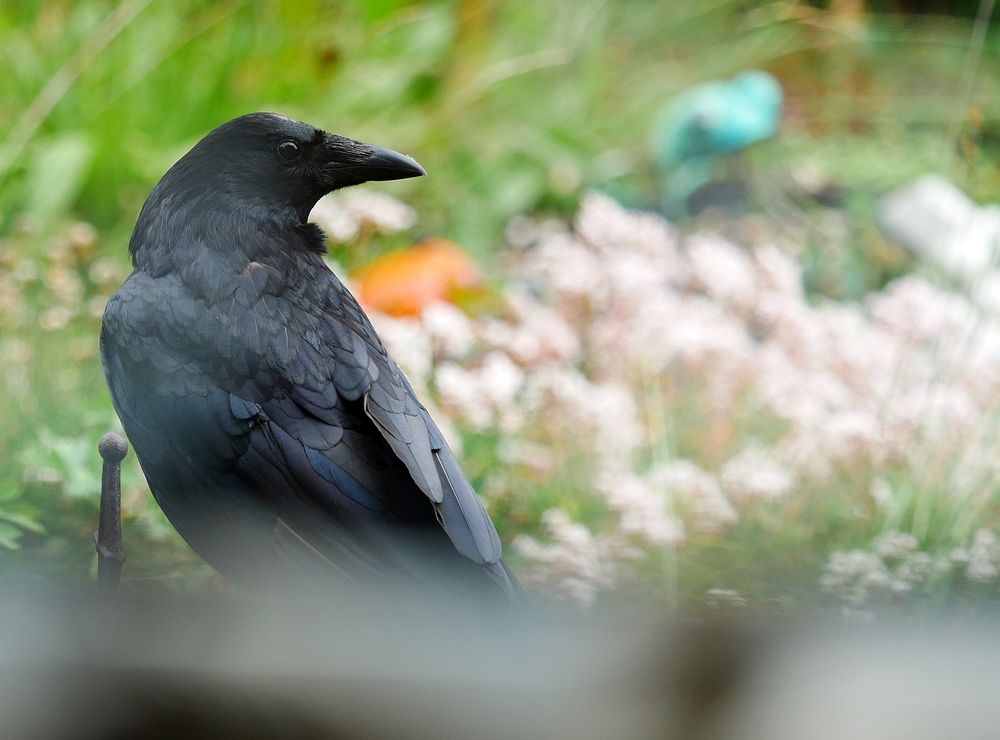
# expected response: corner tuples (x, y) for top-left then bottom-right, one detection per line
(877, 175), (1000, 282)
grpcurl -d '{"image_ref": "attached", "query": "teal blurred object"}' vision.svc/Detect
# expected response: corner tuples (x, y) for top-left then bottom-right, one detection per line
(652, 70), (783, 215)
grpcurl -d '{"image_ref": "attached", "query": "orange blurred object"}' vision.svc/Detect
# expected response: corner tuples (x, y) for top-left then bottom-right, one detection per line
(353, 239), (481, 317)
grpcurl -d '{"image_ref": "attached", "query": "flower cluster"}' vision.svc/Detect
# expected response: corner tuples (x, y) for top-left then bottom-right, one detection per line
(367, 192), (1000, 605)
(310, 190), (416, 243)
(822, 528), (1000, 616)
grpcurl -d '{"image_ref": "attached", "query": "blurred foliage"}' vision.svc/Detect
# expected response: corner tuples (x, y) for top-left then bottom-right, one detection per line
(5, 1), (997, 252)
(1, 0), (999, 603)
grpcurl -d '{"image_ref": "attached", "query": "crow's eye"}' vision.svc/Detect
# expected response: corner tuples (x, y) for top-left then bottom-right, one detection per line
(276, 140), (300, 161)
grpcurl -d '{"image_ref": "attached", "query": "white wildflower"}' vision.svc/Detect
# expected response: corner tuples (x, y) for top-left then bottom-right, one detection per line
(754, 244), (802, 299)
(478, 352), (526, 431)
(370, 314), (432, 390)
(497, 439), (556, 476)
(873, 531), (918, 561)
(686, 234), (758, 311)
(480, 289), (580, 364)
(965, 529), (1000, 583)
(574, 191), (679, 262)
(820, 550), (892, 605)
(435, 362), (493, 430)
(651, 460), (737, 533)
(595, 472), (685, 546)
(310, 190), (416, 242)
(720, 446), (795, 503)
(421, 302), (475, 358)
(869, 275), (978, 344)
(513, 509), (626, 605)
(868, 477), (893, 509)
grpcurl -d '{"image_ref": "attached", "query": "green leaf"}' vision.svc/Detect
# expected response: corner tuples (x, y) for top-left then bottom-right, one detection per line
(0, 521), (23, 551)
(0, 509), (45, 535)
(24, 132), (94, 221)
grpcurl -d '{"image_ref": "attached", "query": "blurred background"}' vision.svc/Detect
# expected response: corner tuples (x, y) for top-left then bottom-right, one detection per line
(2, 0), (1000, 617)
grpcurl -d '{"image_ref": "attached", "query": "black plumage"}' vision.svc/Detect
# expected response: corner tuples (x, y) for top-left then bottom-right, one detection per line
(101, 113), (517, 598)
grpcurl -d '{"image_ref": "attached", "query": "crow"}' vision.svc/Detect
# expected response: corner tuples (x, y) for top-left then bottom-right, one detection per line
(101, 113), (518, 599)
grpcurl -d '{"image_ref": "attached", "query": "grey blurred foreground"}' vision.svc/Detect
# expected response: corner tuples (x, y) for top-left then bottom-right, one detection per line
(1, 586), (998, 739)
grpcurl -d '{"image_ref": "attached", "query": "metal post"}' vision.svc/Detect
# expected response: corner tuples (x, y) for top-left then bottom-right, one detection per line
(95, 432), (128, 591)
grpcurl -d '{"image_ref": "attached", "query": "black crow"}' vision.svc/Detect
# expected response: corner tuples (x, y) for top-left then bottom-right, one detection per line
(101, 113), (518, 598)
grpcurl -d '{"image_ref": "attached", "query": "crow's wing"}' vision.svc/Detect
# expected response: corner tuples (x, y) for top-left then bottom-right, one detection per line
(277, 266), (504, 567)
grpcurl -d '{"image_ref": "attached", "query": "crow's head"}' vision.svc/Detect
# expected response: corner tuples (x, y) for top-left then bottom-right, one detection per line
(161, 112), (425, 222)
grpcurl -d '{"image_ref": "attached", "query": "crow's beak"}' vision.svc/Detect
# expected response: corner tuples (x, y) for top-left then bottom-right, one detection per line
(357, 145), (426, 181)
(322, 136), (426, 190)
